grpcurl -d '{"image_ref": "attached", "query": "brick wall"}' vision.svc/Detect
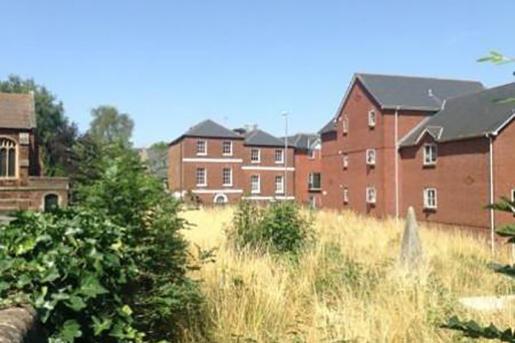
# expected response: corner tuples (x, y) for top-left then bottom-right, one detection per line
(294, 149), (321, 206)
(493, 119), (515, 226)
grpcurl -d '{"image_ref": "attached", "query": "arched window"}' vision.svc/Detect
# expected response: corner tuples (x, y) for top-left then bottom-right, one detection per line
(0, 138), (16, 177)
(44, 193), (59, 212)
(213, 193), (228, 205)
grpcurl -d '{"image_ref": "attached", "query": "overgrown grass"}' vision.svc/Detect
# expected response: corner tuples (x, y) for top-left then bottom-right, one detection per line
(182, 207), (514, 342)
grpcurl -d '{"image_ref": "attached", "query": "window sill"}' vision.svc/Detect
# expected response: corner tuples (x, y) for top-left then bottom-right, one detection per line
(222, 184), (233, 187)
(196, 184), (207, 188)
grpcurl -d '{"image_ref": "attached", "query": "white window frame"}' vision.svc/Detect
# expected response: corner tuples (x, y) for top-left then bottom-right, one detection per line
(512, 188), (515, 202)
(342, 154), (349, 169)
(343, 187), (349, 203)
(366, 187), (376, 204)
(222, 141), (233, 156)
(423, 188), (438, 209)
(251, 175), (261, 194)
(250, 148), (261, 163)
(308, 148), (316, 159)
(275, 175), (284, 194)
(196, 140), (207, 156)
(196, 168), (207, 187)
(0, 137), (18, 179)
(342, 115), (349, 135)
(366, 149), (376, 166)
(423, 143), (437, 166)
(368, 109), (376, 128)
(222, 168), (232, 187)
(274, 149), (284, 164)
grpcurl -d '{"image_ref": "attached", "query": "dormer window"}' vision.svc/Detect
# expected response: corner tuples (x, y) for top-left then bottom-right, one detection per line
(196, 140), (207, 156)
(222, 141), (233, 156)
(366, 187), (376, 204)
(0, 138), (16, 178)
(342, 115), (349, 135)
(368, 109), (376, 128)
(423, 143), (437, 166)
(366, 149), (376, 166)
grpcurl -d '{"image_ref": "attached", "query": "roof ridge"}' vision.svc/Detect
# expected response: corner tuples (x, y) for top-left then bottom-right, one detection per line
(356, 72), (483, 84)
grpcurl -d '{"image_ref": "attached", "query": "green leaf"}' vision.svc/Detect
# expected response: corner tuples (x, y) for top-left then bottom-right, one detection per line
(65, 295), (87, 311)
(59, 319), (82, 342)
(92, 315), (113, 336)
(78, 274), (108, 298)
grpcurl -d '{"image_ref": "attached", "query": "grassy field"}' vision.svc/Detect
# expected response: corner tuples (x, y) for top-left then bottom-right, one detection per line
(181, 207), (514, 343)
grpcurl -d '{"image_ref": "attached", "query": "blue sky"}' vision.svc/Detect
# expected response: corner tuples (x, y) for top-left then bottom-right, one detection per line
(1, 0), (514, 147)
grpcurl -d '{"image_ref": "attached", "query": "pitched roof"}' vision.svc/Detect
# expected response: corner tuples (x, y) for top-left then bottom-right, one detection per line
(0, 93), (36, 129)
(244, 129), (285, 147)
(400, 82), (515, 147)
(170, 119), (242, 145)
(319, 118), (337, 134)
(285, 133), (319, 150)
(356, 73), (484, 111)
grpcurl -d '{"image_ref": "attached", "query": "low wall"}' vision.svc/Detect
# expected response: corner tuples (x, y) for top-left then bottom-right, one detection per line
(0, 306), (46, 343)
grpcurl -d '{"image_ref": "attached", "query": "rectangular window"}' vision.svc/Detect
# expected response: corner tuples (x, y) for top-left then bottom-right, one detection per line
(222, 141), (233, 156)
(250, 148), (260, 163)
(309, 195), (317, 209)
(196, 168), (206, 187)
(366, 149), (376, 166)
(275, 175), (284, 194)
(423, 188), (438, 209)
(423, 144), (437, 166)
(368, 109), (376, 128)
(308, 149), (316, 159)
(196, 140), (207, 155)
(308, 172), (321, 190)
(342, 154), (349, 169)
(512, 189), (515, 202)
(366, 187), (376, 204)
(222, 168), (232, 186)
(343, 187), (349, 203)
(251, 175), (260, 194)
(274, 149), (284, 163)
(342, 115), (349, 135)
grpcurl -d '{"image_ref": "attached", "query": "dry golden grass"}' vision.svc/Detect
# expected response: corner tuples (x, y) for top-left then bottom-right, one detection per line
(181, 207), (514, 343)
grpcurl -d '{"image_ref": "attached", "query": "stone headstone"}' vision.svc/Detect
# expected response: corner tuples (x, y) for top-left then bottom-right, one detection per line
(400, 207), (423, 270)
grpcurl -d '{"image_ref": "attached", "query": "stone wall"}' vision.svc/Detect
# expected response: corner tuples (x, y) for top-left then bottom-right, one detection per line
(0, 306), (46, 343)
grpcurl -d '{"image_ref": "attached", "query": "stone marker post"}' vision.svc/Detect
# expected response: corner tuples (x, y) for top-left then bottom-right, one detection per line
(400, 206), (423, 270)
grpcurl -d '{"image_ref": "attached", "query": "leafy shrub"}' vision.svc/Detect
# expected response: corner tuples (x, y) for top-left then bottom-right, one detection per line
(227, 200), (314, 254)
(0, 144), (207, 342)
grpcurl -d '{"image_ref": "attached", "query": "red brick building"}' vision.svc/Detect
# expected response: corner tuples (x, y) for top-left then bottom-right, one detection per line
(168, 120), (321, 205)
(320, 73), (515, 232)
(0, 93), (68, 212)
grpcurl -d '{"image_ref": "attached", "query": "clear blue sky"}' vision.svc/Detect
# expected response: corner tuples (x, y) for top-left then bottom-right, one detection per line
(1, 0), (514, 147)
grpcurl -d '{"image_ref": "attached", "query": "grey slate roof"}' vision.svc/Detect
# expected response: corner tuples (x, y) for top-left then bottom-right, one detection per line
(286, 133), (319, 150)
(244, 129), (285, 147)
(400, 82), (515, 147)
(170, 119), (242, 145)
(356, 73), (484, 111)
(0, 93), (37, 129)
(319, 118), (336, 134)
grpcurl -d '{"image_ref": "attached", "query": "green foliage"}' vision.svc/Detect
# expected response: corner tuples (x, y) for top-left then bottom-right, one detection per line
(227, 200), (314, 254)
(89, 105), (134, 146)
(0, 144), (207, 342)
(477, 51), (513, 64)
(142, 141), (169, 181)
(0, 75), (78, 176)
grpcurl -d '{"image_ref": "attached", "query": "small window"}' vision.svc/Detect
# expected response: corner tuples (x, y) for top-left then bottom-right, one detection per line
(196, 140), (207, 156)
(342, 115), (349, 135)
(309, 195), (317, 209)
(250, 148), (260, 163)
(222, 168), (232, 186)
(44, 193), (59, 212)
(343, 187), (349, 204)
(274, 149), (284, 164)
(424, 188), (437, 209)
(342, 154), (349, 169)
(512, 189), (515, 202)
(222, 141), (233, 156)
(423, 144), (437, 166)
(275, 175), (284, 194)
(0, 138), (16, 178)
(366, 187), (376, 204)
(308, 173), (321, 190)
(251, 175), (260, 194)
(368, 109), (376, 128)
(196, 168), (207, 187)
(366, 149), (376, 166)
(308, 149), (316, 159)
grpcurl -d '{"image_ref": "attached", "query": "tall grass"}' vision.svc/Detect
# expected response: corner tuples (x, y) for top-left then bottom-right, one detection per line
(182, 207), (514, 342)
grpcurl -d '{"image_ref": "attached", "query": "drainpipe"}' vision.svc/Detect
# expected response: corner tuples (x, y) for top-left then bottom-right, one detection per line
(488, 134), (495, 255)
(394, 106), (400, 219)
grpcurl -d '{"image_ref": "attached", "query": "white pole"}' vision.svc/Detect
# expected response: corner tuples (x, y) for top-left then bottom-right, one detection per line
(489, 135), (495, 256)
(394, 107), (400, 220)
(282, 112), (289, 198)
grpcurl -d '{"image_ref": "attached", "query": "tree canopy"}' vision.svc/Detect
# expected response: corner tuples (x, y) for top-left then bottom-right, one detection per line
(89, 106), (134, 146)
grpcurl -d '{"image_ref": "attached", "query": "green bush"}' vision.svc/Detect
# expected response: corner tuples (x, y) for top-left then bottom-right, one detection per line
(227, 200), (314, 254)
(0, 145), (207, 342)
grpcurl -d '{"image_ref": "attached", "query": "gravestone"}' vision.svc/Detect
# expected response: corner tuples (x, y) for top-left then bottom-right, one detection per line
(400, 207), (423, 270)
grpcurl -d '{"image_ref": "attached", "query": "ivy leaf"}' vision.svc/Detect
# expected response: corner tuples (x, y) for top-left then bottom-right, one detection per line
(91, 315), (113, 336)
(59, 319), (82, 342)
(78, 274), (108, 298)
(66, 295), (87, 311)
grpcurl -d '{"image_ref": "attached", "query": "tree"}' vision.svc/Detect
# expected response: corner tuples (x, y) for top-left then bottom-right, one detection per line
(89, 106), (134, 146)
(0, 75), (78, 176)
(141, 141), (168, 182)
